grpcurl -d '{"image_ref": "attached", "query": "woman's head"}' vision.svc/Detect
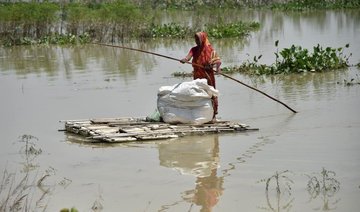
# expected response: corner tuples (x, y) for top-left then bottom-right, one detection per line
(195, 32), (210, 47)
(195, 34), (201, 46)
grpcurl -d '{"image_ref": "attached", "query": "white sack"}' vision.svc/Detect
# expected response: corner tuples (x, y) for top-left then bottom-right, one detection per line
(157, 79), (219, 125)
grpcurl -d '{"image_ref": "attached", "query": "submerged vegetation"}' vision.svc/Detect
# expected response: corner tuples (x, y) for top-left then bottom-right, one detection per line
(258, 168), (341, 211)
(0, 135), (50, 211)
(0, 135), (100, 212)
(306, 168), (341, 210)
(337, 75), (360, 86)
(258, 170), (294, 211)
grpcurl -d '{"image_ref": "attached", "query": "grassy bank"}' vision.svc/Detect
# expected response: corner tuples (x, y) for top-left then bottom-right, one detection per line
(130, 0), (360, 9)
(0, 1), (147, 46)
(1, 0), (359, 46)
(0, 1), (261, 46)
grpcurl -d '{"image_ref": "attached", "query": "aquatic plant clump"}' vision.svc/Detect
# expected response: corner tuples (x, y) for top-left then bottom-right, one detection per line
(206, 21), (260, 38)
(5, 33), (91, 46)
(147, 21), (260, 39)
(337, 75), (360, 86)
(148, 23), (191, 38)
(172, 71), (193, 78)
(223, 42), (351, 75)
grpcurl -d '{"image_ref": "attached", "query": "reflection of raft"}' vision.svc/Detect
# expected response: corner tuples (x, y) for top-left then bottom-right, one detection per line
(62, 117), (258, 143)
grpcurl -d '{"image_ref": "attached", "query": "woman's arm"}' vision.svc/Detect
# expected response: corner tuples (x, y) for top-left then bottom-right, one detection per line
(180, 48), (194, 63)
(214, 61), (221, 73)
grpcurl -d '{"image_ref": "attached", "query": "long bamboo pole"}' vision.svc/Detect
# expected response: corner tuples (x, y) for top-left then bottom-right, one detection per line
(94, 42), (297, 113)
(218, 73), (297, 113)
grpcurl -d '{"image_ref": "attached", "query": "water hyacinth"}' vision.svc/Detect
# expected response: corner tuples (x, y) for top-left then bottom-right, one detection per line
(206, 21), (260, 38)
(222, 42), (352, 75)
(149, 23), (191, 38)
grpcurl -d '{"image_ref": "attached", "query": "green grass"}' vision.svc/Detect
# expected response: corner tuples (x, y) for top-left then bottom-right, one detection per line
(270, 0), (360, 10)
(0, 1), (260, 46)
(126, 0), (360, 9)
(1, 0), (358, 46)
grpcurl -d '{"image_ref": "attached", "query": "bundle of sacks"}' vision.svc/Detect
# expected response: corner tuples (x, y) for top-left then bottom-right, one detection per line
(157, 79), (219, 125)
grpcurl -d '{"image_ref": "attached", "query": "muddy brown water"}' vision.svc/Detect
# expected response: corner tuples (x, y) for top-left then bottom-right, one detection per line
(1, 10), (359, 211)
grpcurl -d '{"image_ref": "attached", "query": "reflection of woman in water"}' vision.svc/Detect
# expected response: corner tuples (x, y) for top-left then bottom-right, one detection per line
(190, 169), (224, 212)
(158, 135), (223, 211)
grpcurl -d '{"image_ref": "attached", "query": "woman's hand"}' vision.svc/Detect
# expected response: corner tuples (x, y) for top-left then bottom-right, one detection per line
(204, 64), (213, 71)
(180, 58), (187, 64)
(215, 67), (221, 75)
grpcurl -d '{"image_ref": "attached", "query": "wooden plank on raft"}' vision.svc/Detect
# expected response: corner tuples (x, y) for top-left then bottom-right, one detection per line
(62, 117), (258, 143)
(106, 136), (138, 143)
(135, 134), (178, 141)
(91, 117), (144, 124)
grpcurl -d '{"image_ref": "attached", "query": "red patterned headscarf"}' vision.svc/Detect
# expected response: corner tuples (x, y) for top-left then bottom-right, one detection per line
(192, 32), (220, 67)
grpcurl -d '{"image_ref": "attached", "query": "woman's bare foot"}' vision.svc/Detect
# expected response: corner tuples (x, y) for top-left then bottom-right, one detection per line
(208, 117), (217, 124)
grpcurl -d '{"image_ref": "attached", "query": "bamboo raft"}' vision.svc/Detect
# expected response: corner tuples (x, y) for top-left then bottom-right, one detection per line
(62, 117), (258, 143)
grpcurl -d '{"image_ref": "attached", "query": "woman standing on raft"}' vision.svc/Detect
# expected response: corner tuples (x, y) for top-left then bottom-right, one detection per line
(180, 32), (222, 122)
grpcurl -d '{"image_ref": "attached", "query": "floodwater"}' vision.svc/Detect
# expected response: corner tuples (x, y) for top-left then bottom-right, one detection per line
(1, 9), (360, 212)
